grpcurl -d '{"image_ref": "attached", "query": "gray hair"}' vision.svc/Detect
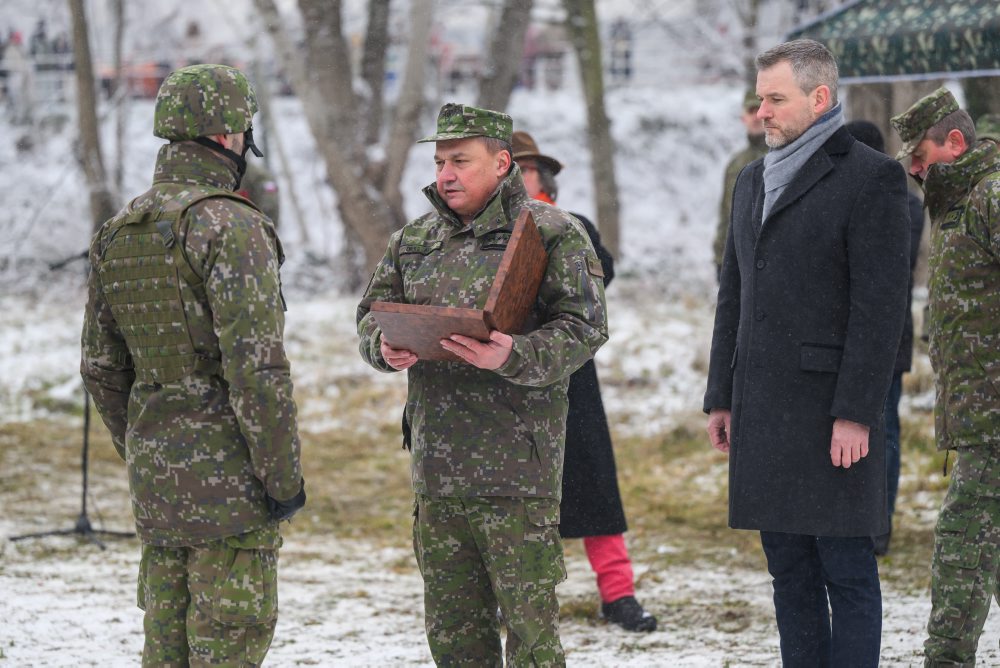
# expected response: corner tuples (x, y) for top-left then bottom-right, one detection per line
(483, 137), (514, 174)
(926, 109), (977, 147)
(756, 39), (839, 106)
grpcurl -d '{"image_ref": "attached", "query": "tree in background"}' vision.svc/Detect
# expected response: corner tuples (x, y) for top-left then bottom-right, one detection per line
(254, 0), (434, 284)
(564, 0), (620, 259)
(477, 0), (534, 111)
(68, 0), (117, 233)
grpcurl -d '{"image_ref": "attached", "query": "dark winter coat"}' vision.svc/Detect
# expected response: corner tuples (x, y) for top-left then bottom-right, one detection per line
(559, 213), (628, 538)
(703, 127), (910, 537)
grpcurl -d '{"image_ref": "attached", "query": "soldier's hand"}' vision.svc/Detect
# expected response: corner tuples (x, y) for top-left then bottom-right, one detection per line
(381, 337), (418, 370)
(707, 409), (732, 453)
(830, 418), (869, 468)
(441, 331), (513, 370)
(266, 478), (306, 521)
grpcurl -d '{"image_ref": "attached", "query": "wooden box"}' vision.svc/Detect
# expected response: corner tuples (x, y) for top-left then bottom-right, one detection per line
(370, 209), (548, 362)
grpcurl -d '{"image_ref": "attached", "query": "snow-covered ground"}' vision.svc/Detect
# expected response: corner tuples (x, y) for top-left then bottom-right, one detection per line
(3, 16), (1000, 663)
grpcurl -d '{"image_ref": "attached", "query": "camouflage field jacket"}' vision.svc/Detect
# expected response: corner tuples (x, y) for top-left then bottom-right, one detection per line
(357, 167), (608, 499)
(924, 139), (1000, 450)
(81, 142), (301, 546)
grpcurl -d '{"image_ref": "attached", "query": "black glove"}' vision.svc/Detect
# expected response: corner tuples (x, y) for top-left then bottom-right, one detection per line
(266, 478), (306, 522)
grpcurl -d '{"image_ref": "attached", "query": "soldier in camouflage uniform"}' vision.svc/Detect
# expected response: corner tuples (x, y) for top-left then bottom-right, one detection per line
(713, 89), (767, 279)
(81, 64), (305, 667)
(357, 103), (608, 666)
(976, 112), (1000, 143)
(891, 87), (1000, 667)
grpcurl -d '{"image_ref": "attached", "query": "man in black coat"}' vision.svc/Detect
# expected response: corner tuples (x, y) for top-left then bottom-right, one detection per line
(704, 39), (910, 667)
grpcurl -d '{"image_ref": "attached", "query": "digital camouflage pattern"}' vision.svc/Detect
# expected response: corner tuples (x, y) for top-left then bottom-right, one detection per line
(413, 495), (566, 666)
(154, 64), (258, 141)
(356, 164), (608, 500)
(924, 447), (1000, 665)
(891, 87), (960, 160)
(917, 135), (1000, 665)
(921, 138), (1000, 452)
(714, 133), (767, 270)
(81, 139), (302, 546)
(789, 0), (1000, 81)
(417, 102), (513, 143)
(138, 526), (280, 666)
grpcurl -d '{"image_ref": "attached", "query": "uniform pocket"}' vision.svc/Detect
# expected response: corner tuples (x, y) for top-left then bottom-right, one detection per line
(929, 534), (982, 640)
(521, 498), (566, 588)
(211, 540), (278, 626)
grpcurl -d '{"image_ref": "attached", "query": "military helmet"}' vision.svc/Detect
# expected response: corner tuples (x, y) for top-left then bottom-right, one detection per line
(154, 64), (258, 141)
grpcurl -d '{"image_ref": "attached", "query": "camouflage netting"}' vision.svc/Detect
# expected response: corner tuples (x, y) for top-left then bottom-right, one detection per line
(789, 0), (1000, 82)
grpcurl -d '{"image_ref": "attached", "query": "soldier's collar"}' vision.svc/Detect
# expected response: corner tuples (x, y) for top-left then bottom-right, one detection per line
(152, 141), (240, 191)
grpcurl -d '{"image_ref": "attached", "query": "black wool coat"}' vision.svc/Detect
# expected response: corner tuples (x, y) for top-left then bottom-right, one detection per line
(703, 127), (910, 537)
(559, 214), (628, 538)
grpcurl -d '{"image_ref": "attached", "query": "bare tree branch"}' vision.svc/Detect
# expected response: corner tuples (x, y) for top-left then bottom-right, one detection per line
(69, 0), (117, 232)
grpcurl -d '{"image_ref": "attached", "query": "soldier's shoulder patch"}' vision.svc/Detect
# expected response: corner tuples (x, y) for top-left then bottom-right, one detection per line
(586, 255), (605, 278)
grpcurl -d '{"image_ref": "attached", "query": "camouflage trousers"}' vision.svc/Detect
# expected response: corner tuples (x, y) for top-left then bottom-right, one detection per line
(137, 526), (281, 667)
(413, 494), (567, 667)
(925, 446), (1000, 667)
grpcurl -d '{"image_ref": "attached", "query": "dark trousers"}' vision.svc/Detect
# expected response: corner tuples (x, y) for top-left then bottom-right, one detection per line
(760, 531), (882, 668)
(885, 371), (903, 517)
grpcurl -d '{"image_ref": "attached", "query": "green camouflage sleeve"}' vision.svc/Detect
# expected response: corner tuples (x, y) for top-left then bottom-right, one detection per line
(495, 215), (608, 386)
(80, 230), (134, 460)
(192, 202), (302, 501)
(356, 229), (405, 373)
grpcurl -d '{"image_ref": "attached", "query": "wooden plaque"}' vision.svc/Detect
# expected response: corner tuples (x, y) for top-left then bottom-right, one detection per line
(370, 209), (548, 362)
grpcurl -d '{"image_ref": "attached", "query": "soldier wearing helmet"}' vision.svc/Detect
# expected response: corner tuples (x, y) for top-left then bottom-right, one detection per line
(81, 64), (304, 666)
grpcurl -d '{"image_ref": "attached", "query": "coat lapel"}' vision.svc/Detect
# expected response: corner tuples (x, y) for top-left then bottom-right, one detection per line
(750, 162), (765, 238)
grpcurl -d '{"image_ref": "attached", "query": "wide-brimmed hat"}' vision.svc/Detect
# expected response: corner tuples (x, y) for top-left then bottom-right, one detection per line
(417, 102), (513, 143)
(511, 130), (563, 175)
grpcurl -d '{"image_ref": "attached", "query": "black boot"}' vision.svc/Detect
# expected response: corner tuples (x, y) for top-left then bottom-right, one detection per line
(600, 596), (657, 632)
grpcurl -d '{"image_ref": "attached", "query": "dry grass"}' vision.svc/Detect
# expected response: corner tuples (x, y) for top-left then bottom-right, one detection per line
(2, 375), (946, 595)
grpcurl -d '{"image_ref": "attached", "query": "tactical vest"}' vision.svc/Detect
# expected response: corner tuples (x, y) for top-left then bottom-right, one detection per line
(96, 188), (261, 384)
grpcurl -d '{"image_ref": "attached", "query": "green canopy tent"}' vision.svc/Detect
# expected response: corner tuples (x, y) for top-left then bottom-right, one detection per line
(788, 0), (1000, 84)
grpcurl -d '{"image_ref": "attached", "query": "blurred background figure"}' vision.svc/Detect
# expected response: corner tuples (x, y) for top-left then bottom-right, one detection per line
(512, 129), (657, 633)
(238, 160), (281, 227)
(713, 89), (766, 280)
(845, 119), (926, 556)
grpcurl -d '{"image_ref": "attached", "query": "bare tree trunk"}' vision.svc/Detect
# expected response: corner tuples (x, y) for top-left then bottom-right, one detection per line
(564, 0), (621, 259)
(734, 0), (761, 89)
(112, 0), (126, 198)
(361, 0), (391, 146)
(255, 0), (429, 279)
(382, 0), (435, 222)
(69, 0), (117, 232)
(477, 0), (533, 111)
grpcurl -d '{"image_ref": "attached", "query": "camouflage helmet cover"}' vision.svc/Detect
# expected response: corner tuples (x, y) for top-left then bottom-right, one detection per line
(417, 102), (513, 144)
(154, 64), (258, 141)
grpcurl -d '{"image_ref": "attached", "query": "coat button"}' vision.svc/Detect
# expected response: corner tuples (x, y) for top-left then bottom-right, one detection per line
(755, 309), (766, 321)
(756, 259), (766, 269)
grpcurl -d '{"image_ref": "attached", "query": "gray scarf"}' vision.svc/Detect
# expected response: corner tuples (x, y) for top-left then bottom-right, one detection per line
(762, 102), (844, 222)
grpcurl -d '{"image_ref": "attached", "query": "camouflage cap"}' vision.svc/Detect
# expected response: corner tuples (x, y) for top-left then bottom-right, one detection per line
(890, 87), (959, 160)
(417, 102), (513, 144)
(742, 89), (761, 111)
(154, 64), (258, 141)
